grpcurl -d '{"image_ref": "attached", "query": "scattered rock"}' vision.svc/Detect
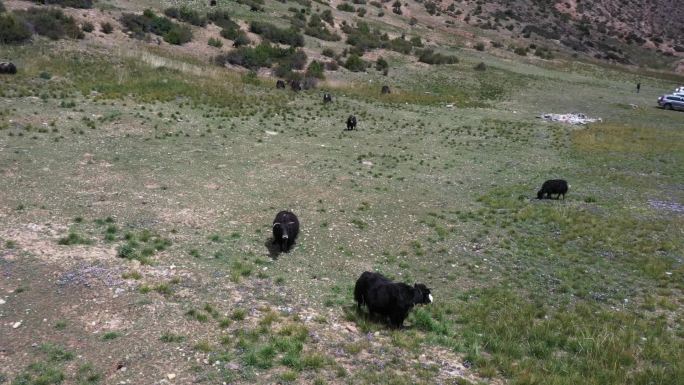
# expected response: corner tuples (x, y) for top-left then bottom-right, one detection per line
(225, 362), (240, 371)
(539, 112), (601, 125)
(167, 373), (176, 380)
(12, 321), (22, 329)
(0, 298), (5, 305)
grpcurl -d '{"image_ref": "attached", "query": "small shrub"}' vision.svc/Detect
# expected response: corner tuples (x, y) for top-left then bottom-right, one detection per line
(216, 43), (306, 71)
(306, 60), (325, 79)
(474, 61), (486, 71)
(120, 10), (192, 45)
(417, 49), (459, 64)
(81, 21), (94, 32)
(474, 42), (485, 51)
(514, 46), (528, 56)
(58, 232), (92, 245)
(0, 13), (32, 44)
(100, 22), (113, 34)
(164, 6), (207, 27)
(375, 56), (388, 71)
(337, 3), (355, 11)
(322, 47), (335, 57)
(16, 7), (83, 40)
(208, 37), (223, 47)
(102, 331), (121, 340)
(343, 54), (367, 72)
(232, 32), (250, 47)
(249, 20), (304, 47)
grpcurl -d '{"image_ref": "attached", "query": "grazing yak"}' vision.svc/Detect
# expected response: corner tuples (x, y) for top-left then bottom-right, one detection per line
(290, 79), (302, 91)
(537, 179), (569, 200)
(276, 80), (286, 89)
(272, 211), (299, 252)
(381, 85), (391, 94)
(210, 0), (217, 5)
(346, 115), (357, 130)
(323, 93), (332, 103)
(354, 271), (432, 328)
(0, 62), (17, 75)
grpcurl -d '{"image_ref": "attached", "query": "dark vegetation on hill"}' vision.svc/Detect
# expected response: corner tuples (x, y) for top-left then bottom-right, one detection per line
(0, 6), (82, 43)
(120, 9), (193, 45)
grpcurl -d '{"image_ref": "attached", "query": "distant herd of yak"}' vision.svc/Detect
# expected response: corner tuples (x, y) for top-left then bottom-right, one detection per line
(1, 61), (570, 329)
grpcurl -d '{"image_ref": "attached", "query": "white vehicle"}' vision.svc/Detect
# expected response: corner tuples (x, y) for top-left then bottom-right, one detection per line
(675, 86), (684, 93)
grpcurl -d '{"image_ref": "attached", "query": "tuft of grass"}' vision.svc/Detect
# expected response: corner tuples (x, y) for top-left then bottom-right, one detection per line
(160, 332), (185, 343)
(58, 232), (93, 245)
(76, 363), (101, 385)
(102, 331), (121, 340)
(186, 309), (209, 322)
(40, 343), (74, 362)
(231, 309), (246, 321)
(194, 340), (212, 353)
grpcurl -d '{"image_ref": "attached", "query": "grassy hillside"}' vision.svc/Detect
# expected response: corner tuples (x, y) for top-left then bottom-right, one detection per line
(1, 1), (683, 385)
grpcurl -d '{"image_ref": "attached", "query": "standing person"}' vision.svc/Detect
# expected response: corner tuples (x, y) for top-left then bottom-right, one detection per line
(636, 81), (641, 93)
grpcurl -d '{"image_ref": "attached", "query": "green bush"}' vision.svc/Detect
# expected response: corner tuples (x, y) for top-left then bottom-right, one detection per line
(81, 21), (94, 32)
(120, 10), (192, 45)
(417, 49), (459, 64)
(0, 13), (32, 44)
(305, 60), (325, 79)
(336, 2), (355, 12)
(208, 9), (239, 30)
(30, 0), (93, 8)
(322, 48), (336, 57)
(305, 14), (340, 41)
(320, 9), (334, 25)
(386, 37), (413, 54)
(474, 42), (485, 51)
(208, 37), (223, 48)
(249, 21), (304, 47)
(0, 1), (5, 13)
(375, 56), (388, 71)
(164, 6), (207, 27)
(232, 32), (250, 47)
(101, 21), (113, 34)
(514, 46), (528, 56)
(216, 43), (307, 71)
(343, 54), (367, 72)
(164, 24), (192, 45)
(16, 7), (83, 40)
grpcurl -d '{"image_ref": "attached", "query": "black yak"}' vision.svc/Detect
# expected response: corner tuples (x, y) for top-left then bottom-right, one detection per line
(272, 211), (299, 252)
(537, 179), (569, 200)
(276, 80), (286, 89)
(346, 115), (357, 130)
(323, 93), (332, 103)
(354, 271), (432, 328)
(381, 85), (391, 94)
(210, 0), (217, 5)
(290, 79), (302, 91)
(0, 62), (17, 75)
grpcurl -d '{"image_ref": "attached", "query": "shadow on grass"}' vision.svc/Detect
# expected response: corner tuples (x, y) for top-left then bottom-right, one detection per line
(264, 237), (298, 260)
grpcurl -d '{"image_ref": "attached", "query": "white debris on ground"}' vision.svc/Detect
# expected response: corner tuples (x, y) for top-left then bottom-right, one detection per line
(539, 112), (602, 125)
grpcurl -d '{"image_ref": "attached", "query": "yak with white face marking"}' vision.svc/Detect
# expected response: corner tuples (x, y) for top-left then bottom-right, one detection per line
(272, 211), (299, 252)
(354, 271), (432, 328)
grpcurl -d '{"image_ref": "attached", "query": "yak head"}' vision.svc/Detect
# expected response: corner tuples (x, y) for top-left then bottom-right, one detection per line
(413, 284), (433, 305)
(537, 189), (545, 199)
(273, 220), (296, 251)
